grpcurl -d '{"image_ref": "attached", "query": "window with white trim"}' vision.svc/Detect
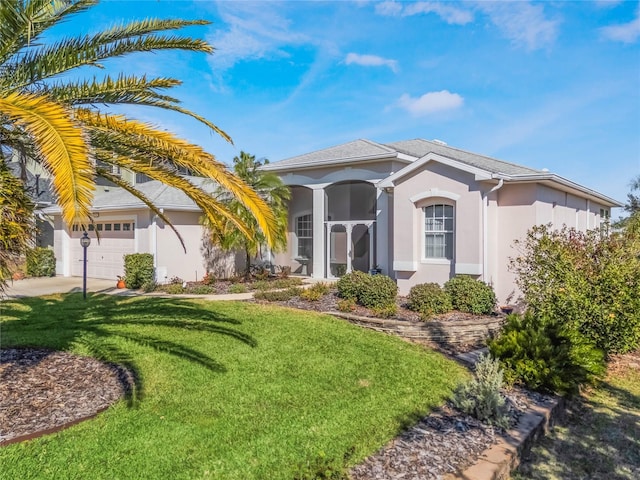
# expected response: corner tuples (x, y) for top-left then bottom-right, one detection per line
(295, 214), (312, 258)
(424, 204), (454, 260)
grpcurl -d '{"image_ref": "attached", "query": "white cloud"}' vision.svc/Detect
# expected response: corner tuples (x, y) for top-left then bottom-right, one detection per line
(207, 2), (308, 71)
(344, 53), (398, 72)
(397, 90), (464, 116)
(600, 7), (640, 43)
(404, 2), (473, 25)
(375, 1), (473, 25)
(475, 2), (559, 50)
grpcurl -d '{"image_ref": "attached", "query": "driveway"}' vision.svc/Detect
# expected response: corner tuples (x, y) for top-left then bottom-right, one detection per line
(2, 276), (118, 299)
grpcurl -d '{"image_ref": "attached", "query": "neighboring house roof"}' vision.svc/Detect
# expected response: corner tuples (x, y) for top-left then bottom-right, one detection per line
(6, 160), (55, 207)
(266, 137), (622, 208)
(41, 176), (217, 215)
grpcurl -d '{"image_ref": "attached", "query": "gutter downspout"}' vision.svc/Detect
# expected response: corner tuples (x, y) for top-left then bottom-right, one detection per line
(483, 178), (504, 283)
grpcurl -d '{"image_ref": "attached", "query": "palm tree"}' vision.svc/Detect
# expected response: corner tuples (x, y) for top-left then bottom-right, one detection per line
(206, 152), (290, 279)
(0, 0), (276, 252)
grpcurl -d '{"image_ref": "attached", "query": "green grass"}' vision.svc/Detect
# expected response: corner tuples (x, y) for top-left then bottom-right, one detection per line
(0, 294), (467, 479)
(513, 354), (640, 479)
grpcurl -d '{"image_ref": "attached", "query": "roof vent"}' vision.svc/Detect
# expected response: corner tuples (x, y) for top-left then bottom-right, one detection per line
(541, 168), (549, 172)
(432, 139), (447, 146)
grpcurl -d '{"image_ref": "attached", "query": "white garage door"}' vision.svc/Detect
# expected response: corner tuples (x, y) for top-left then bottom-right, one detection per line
(70, 220), (135, 279)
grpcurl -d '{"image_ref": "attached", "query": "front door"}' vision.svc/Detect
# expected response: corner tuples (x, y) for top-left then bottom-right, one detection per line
(326, 222), (374, 277)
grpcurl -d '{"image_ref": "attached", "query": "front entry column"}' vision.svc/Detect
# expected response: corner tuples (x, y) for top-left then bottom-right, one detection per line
(311, 186), (326, 278)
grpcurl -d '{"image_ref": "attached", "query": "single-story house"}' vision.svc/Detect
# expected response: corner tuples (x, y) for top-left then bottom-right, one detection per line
(264, 138), (621, 302)
(38, 138), (620, 303)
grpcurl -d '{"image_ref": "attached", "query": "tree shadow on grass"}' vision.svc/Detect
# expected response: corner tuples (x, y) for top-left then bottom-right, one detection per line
(0, 293), (257, 406)
(514, 377), (640, 480)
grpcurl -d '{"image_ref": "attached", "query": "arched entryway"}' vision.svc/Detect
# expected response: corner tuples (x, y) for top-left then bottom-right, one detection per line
(325, 181), (376, 277)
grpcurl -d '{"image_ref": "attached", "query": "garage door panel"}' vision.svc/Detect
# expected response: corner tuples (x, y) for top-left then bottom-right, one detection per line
(70, 223), (135, 280)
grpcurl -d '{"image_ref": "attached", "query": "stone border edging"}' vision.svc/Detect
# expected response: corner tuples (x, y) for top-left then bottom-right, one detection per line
(324, 311), (505, 347)
(444, 396), (566, 480)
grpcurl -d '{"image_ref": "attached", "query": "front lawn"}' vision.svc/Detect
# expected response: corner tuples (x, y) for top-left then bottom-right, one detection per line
(513, 351), (640, 479)
(0, 294), (466, 479)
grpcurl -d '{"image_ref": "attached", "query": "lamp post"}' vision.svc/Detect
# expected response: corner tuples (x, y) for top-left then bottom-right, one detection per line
(80, 232), (91, 300)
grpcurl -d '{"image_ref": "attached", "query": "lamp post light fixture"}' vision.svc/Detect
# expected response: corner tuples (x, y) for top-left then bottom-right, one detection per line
(80, 231), (91, 300)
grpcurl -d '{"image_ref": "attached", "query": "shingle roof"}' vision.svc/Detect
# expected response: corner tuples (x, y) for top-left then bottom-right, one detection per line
(262, 139), (399, 170)
(42, 176), (217, 213)
(265, 137), (543, 176)
(384, 139), (542, 176)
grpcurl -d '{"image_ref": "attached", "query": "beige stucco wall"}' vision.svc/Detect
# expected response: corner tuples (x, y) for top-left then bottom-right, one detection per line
(493, 184), (607, 303)
(392, 162), (484, 295)
(155, 210), (208, 282)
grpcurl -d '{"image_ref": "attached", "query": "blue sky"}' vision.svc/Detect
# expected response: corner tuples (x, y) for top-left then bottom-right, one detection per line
(60, 1), (639, 210)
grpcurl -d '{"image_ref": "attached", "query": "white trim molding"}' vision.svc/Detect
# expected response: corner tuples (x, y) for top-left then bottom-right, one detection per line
(455, 263), (483, 275)
(393, 260), (418, 272)
(410, 189), (461, 204)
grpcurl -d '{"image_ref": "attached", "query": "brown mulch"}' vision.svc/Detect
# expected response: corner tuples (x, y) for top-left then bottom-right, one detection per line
(0, 348), (133, 446)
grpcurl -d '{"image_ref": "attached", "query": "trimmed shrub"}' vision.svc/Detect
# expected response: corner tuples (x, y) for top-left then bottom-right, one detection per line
(162, 283), (185, 294)
(444, 276), (496, 315)
(358, 274), (398, 309)
(141, 280), (157, 293)
(407, 283), (452, 318)
(336, 271), (368, 301)
(26, 247), (56, 277)
(451, 354), (509, 428)
(190, 284), (215, 294)
(338, 271), (397, 310)
(488, 311), (606, 395)
(123, 253), (154, 289)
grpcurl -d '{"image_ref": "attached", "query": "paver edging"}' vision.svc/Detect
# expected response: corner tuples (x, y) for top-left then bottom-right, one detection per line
(444, 395), (566, 480)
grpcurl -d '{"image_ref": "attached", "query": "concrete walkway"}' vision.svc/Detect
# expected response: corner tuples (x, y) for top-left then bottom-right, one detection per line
(2, 276), (117, 299)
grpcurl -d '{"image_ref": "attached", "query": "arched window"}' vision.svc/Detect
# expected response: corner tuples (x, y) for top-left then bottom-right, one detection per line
(423, 204), (454, 260)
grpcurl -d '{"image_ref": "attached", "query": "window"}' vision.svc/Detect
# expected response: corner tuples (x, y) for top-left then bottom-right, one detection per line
(88, 224), (95, 231)
(113, 223), (121, 231)
(295, 214), (312, 258)
(122, 223), (130, 231)
(97, 224), (103, 231)
(72, 225), (79, 232)
(105, 223), (112, 231)
(424, 204), (454, 259)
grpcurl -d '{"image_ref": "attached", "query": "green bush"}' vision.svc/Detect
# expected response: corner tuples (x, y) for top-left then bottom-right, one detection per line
(444, 276), (496, 315)
(488, 312), (605, 395)
(123, 253), (154, 289)
(407, 283), (452, 318)
(511, 223), (640, 355)
(336, 271), (368, 301)
(451, 354), (509, 428)
(254, 287), (302, 302)
(141, 280), (157, 293)
(26, 247), (56, 277)
(337, 271), (397, 310)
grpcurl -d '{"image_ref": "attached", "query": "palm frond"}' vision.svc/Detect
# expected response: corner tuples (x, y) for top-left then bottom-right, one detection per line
(0, 91), (93, 225)
(48, 75), (182, 104)
(46, 75), (232, 142)
(78, 111), (277, 246)
(91, 146), (258, 242)
(96, 167), (186, 252)
(3, 24), (212, 89)
(0, 0), (96, 65)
